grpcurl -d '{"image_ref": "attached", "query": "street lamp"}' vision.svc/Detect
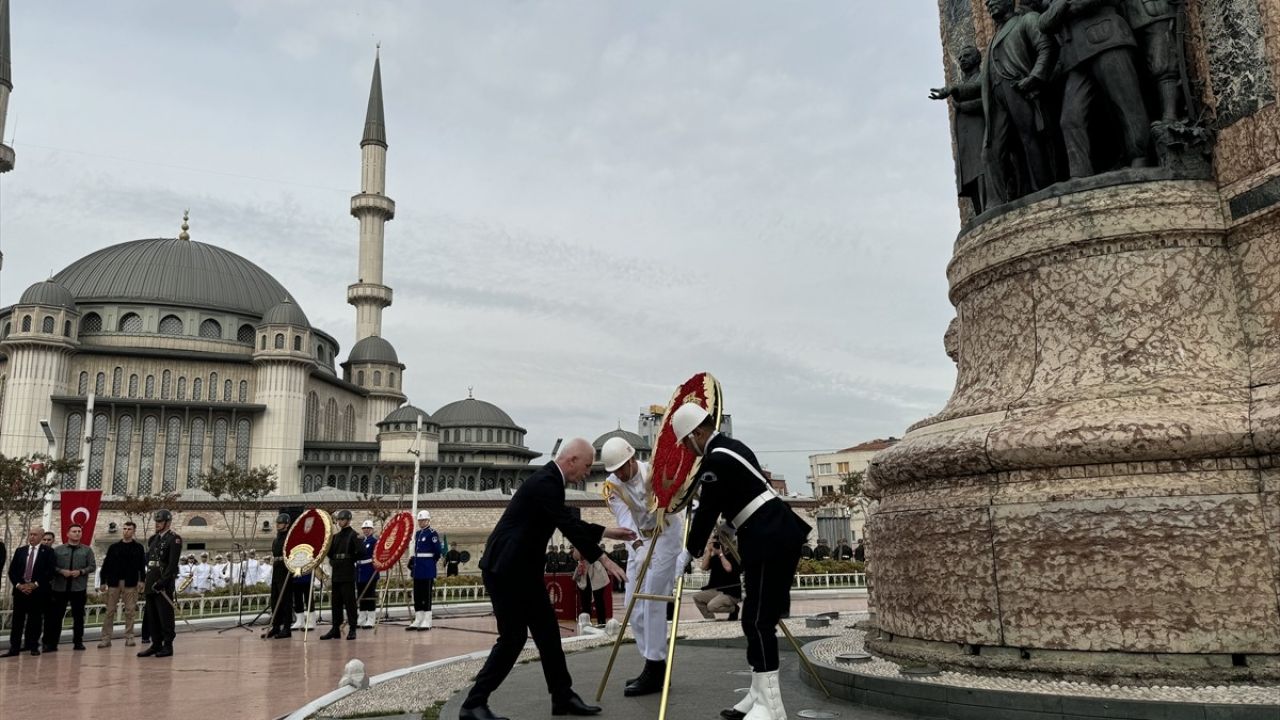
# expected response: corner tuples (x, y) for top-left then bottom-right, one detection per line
(38, 419), (56, 530)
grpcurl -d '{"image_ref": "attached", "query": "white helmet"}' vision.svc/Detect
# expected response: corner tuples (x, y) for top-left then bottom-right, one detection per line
(361, 520), (375, 529)
(416, 510), (431, 521)
(601, 437), (636, 473)
(671, 402), (710, 442)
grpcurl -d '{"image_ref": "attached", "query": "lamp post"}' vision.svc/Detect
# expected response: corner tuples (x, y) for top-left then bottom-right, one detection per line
(409, 415), (423, 519)
(38, 419), (56, 530)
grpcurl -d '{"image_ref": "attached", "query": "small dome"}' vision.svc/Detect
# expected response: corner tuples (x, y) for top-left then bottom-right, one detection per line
(434, 397), (523, 430)
(20, 280), (76, 310)
(348, 336), (399, 364)
(592, 428), (650, 452)
(379, 404), (434, 427)
(259, 299), (310, 328)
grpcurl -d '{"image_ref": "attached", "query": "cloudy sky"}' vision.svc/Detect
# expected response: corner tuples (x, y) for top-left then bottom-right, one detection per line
(0, 1), (960, 492)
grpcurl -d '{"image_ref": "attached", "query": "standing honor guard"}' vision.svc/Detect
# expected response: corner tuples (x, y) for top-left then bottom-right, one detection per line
(600, 436), (685, 697)
(321, 510), (361, 640)
(406, 510), (441, 631)
(357, 520), (380, 628)
(138, 510), (183, 658)
(266, 513), (293, 639)
(672, 403), (812, 720)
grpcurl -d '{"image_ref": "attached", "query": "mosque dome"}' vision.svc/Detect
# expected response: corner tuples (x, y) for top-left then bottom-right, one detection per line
(259, 299), (310, 328)
(19, 279), (76, 309)
(378, 404), (435, 428)
(592, 428), (650, 452)
(434, 397), (523, 431)
(348, 336), (400, 364)
(52, 238), (298, 317)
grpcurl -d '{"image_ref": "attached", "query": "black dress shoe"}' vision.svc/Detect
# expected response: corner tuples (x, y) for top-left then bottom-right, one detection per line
(263, 629), (278, 639)
(42, 645), (58, 653)
(276, 629), (292, 639)
(29, 648), (40, 656)
(2, 648), (19, 658)
(73, 643), (86, 651)
(720, 709), (746, 720)
(319, 629), (341, 640)
(458, 705), (510, 720)
(551, 692), (602, 716)
(155, 644), (173, 658)
(346, 628), (357, 640)
(624, 659), (666, 697)
(137, 644), (160, 657)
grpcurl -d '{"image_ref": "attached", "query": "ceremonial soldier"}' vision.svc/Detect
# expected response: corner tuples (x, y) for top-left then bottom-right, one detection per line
(835, 539), (854, 562)
(600, 436), (685, 697)
(356, 520), (380, 628)
(406, 510), (441, 631)
(177, 555), (194, 593)
(813, 539), (831, 561)
(445, 545), (462, 577)
(545, 544), (558, 573)
(321, 510), (361, 640)
(799, 541), (813, 560)
(138, 509), (183, 658)
(193, 552), (212, 593)
(673, 403), (812, 720)
(265, 513), (292, 639)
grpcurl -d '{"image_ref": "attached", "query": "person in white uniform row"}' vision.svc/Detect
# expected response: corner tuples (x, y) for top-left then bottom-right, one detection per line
(600, 437), (689, 697)
(193, 553), (213, 592)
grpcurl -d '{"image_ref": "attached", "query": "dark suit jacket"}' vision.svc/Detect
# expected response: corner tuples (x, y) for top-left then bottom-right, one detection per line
(7, 543), (56, 593)
(685, 434), (811, 561)
(480, 462), (605, 580)
(1040, 0), (1136, 71)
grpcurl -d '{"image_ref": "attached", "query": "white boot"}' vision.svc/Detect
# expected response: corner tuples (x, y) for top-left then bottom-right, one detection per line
(291, 613), (302, 630)
(305, 611), (318, 630)
(422, 610), (433, 630)
(744, 670), (785, 720)
(406, 610), (422, 631)
(728, 670), (758, 718)
(357, 611), (367, 627)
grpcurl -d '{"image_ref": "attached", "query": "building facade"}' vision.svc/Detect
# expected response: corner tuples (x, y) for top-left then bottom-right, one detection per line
(807, 438), (897, 542)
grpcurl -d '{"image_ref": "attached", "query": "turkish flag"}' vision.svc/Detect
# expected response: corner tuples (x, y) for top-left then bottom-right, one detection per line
(60, 489), (104, 544)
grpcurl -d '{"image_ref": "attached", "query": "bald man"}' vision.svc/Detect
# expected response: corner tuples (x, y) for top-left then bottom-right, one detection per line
(460, 438), (637, 720)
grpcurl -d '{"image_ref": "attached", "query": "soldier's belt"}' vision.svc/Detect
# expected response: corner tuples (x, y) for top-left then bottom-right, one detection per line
(333, 554), (350, 559)
(357, 559), (373, 565)
(147, 561), (162, 568)
(415, 553), (435, 558)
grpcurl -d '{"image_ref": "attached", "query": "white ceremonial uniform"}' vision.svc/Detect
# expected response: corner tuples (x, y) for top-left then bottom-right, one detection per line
(604, 459), (686, 662)
(255, 559), (273, 586)
(212, 562), (228, 589)
(178, 562), (194, 593)
(245, 558), (262, 586)
(193, 561), (212, 592)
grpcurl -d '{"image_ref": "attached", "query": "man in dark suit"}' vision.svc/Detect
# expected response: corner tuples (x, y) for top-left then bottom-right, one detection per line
(6, 527), (56, 656)
(673, 404), (812, 720)
(321, 509), (362, 640)
(459, 438), (635, 720)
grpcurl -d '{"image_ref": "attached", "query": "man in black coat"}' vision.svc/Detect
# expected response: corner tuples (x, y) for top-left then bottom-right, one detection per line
(322, 509), (362, 640)
(674, 404), (812, 720)
(459, 438), (635, 720)
(138, 510), (183, 658)
(5, 527), (56, 656)
(266, 513), (293, 639)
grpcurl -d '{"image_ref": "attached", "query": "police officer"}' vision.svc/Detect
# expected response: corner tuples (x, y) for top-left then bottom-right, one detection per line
(799, 541), (814, 560)
(321, 510), (361, 640)
(356, 520), (380, 628)
(673, 403), (812, 720)
(138, 509), (183, 658)
(265, 513), (292, 639)
(405, 510), (441, 631)
(835, 539), (854, 562)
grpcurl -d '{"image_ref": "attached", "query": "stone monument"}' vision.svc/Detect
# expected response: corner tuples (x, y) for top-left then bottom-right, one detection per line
(875, 0), (1280, 680)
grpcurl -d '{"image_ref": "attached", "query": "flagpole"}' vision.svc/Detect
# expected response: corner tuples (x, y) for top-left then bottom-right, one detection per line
(78, 391), (95, 491)
(410, 416), (422, 518)
(38, 419), (56, 530)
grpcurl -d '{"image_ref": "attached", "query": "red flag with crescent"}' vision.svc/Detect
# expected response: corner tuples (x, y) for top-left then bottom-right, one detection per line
(373, 511), (413, 572)
(60, 489), (104, 544)
(650, 372), (723, 512)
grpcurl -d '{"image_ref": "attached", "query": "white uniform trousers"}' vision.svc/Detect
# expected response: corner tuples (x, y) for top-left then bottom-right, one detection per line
(625, 515), (684, 662)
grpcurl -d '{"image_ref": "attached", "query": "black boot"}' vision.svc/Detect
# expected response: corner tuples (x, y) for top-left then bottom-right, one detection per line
(137, 644), (160, 657)
(155, 643), (173, 658)
(319, 627), (342, 640)
(346, 627), (357, 640)
(624, 659), (666, 697)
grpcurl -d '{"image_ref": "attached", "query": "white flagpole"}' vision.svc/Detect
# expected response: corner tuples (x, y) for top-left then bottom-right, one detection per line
(410, 416), (423, 519)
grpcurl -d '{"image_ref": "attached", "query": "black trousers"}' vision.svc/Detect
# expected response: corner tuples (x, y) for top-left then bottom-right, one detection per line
(330, 580), (357, 630)
(412, 578), (435, 611)
(740, 549), (801, 672)
(577, 586), (607, 625)
(45, 589), (87, 646)
(144, 587), (176, 645)
(269, 574), (291, 630)
(292, 583), (313, 613)
(358, 577), (379, 611)
(446, 563), (459, 577)
(8, 589), (46, 651)
(463, 571), (575, 709)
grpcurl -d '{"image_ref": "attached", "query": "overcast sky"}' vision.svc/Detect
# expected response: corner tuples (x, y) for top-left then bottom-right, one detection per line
(0, 1), (960, 493)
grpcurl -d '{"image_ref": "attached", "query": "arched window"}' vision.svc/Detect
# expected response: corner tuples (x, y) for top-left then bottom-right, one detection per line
(464, 428), (472, 442)
(325, 398), (338, 441)
(95, 372), (106, 395)
(389, 372), (396, 388)
(21, 315), (31, 332)
(212, 418), (228, 470)
(63, 413), (83, 490)
(2, 321), (9, 338)
(161, 370), (172, 399)
(305, 392), (319, 440)
(357, 370), (365, 385)
(63, 320), (72, 337)
(487, 429), (494, 443)
(343, 405), (356, 442)
(260, 335), (267, 350)
(158, 315), (183, 335)
(80, 313), (102, 334)
(224, 380), (232, 402)
(138, 416), (158, 495)
(78, 372), (89, 395)
(41, 316), (55, 333)
(145, 375), (155, 398)
(86, 414), (109, 489)
(111, 367), (123, 396)
(192, 378), (202, 400)
(238, 380), (248, 403)
(274, 333), (285, 349)
(235, 419), (251, 468)
(162, 417), (181, 492)
(237, 324), (255, 344)
(293, 335), (302, 351)
(209, 373), (218, 396)
(373, 371), (382, 386)
(187, 417), (206, 487)
(187, 516), (208, 527)
(112, 415), (133, 496)
(199, 319), (222, 339)
(177, 377), (186, 400)
(118, 313), (143, 333)
(128, 374), (139, 398)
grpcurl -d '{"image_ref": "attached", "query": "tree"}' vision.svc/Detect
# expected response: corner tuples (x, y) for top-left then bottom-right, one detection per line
(0, 453), (82, 549)
(118, 490), (182, 538)
(195, 464), (278, 550)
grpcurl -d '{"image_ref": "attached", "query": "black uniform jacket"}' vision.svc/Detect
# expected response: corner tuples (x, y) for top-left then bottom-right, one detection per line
(329, 527), (362, 582)
(271, 531), (289, 583)
(685, 434), (811, 559)
(143, 530), (184, 593)
(7, 543), (55, 590)
(480, 461), (605, 580)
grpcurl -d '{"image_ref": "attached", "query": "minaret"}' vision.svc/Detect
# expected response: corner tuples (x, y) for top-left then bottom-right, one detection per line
(347, 49), (395, 340)
(0, 0), (13, 173)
